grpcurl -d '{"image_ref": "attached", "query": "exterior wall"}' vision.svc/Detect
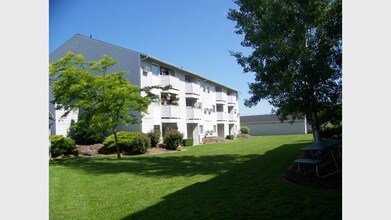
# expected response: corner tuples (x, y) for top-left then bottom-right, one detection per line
(49, 34), (142, 136)
(242, 121), (306, 136)
(50, 35), (241, 142)
(139, 58), (240, 144)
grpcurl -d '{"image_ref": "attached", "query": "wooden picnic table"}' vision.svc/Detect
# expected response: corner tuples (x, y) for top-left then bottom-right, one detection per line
(293, 140), (342, 178)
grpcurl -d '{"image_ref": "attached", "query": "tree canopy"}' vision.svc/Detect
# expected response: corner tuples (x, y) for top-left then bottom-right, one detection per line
(227, 0), (342, 141)
(50, 52), (168, 158)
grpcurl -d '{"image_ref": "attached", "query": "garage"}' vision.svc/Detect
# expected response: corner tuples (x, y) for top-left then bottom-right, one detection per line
(240, 115), (308, 136)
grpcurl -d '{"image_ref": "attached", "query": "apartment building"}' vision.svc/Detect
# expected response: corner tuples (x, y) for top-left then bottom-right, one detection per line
(49, 34), (240, 144)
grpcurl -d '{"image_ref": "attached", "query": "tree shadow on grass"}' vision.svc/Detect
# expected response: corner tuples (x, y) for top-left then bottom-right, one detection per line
(51, 154), (260, 177)
(120, 143), (341, 220)
(51, 142), (341, 219)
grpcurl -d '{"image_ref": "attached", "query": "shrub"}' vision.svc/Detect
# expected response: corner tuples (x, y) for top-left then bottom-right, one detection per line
(50, 135), (78, 157)
(148, 130), (161, 148)
(163, 131), (183, 150)
(240, 126), (250, 134)
(133, 134), (151, 154)
(182, 138), (194, 146)
(321, 125), (342, 139)
(100, 131), (141, 154)
(226, 134), (234, 140)
(68, 122), (105, 145)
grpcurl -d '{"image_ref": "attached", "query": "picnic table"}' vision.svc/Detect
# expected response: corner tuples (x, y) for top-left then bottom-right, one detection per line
(293, 140), (342, 178)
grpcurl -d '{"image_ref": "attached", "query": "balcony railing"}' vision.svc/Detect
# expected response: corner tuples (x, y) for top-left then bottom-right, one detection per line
(227, 95), (237, 104)
(186, 107), (202, 120)
(161, 105), (180, 119)
(216, 112), (228, 121)
(228, 113), (236, 121)
(216, 92), (227, 102)
(186, 82), (201, 96)
(161, 75), (180, 90)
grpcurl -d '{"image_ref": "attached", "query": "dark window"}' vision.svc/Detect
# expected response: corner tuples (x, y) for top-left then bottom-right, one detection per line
(154, 125), (160, 132)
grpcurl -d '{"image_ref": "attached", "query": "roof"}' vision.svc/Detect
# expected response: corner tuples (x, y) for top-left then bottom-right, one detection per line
(63, 34), (238, 93)
(240, 114), (305, 124)
(139, 54), (238, 92)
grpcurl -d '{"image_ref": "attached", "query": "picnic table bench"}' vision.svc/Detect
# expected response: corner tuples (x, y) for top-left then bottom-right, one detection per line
(293, 140), (342, 178)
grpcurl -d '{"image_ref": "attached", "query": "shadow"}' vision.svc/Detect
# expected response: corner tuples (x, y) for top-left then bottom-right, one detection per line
(120, 143), (341, 220)
(50, 153), (259, 177)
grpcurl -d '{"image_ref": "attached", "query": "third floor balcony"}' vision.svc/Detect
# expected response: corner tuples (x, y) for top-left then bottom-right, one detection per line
(216, 92), (227, 103)
(161, 75), (180, 91)
(227, 95), (237, 105)
(186, 82), (201, 98)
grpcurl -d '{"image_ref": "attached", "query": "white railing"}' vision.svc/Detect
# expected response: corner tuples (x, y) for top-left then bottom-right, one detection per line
(161, 105), (180, 118)
(216, 112), (227, 121)
(216, 92), (227, 101)
(161, 75), (180, 90)
(228, 113), (236, 121)
(186, 107), (202, 120)
(186, 82), (201, 95)
(227, 95), (237, 104)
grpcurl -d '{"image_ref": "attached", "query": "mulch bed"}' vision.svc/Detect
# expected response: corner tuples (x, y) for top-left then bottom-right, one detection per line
(74, 144), (180, 158)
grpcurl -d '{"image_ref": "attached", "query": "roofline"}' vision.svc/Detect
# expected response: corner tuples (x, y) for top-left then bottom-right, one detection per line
(52, 34), (238, 93)
(140, 54), (238, 92)
(241, 120), (305, 124)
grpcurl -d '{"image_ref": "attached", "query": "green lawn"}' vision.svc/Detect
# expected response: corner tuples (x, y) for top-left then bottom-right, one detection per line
(50, 134), (341, 220)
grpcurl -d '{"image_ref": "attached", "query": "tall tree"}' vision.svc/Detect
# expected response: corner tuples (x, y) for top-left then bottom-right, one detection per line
(50, 52), (168, 159)
(228, 0), (342, 142)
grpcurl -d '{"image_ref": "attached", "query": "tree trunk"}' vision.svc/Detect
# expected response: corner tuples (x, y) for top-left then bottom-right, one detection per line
(113, 128), (122, 159)
(310, 110), (321, 143)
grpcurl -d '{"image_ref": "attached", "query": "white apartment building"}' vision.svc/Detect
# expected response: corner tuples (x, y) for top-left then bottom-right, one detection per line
(50, 34), (240, 145)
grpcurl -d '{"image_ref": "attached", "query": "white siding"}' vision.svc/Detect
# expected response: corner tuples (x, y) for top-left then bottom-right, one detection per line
(242, 121), (306, 136)
(50, 35), (241, 142)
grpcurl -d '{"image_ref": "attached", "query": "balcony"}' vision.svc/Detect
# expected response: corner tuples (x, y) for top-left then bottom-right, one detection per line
(186, 107), (202, 121)
(186, 82), (201, 98)
(228, 113), (237, 122)
(161, 75), (180, 92)
(161, 105), (180, 122)
(216, 92), (227, 104)
(216, 112), (228, 121)
(227, 95), (237, 105)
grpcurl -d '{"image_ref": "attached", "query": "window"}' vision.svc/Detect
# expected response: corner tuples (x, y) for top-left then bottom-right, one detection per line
(207, 87), (210, 93)
(152, 64), (159, 76)
(203, 86), (206, 92)
(212, 105), (216, 112)
(199, 125), (204, 134)
(154, 125), (161, 132)
(186, 99), (193, 107)
(160, 66), (175, 76)
(213, 125), (217, 133)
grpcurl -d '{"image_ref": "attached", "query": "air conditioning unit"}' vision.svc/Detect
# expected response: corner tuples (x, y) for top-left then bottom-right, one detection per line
(142, 66), (151, 73)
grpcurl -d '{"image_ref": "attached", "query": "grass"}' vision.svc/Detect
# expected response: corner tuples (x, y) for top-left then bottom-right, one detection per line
(50, 134), (341, 220)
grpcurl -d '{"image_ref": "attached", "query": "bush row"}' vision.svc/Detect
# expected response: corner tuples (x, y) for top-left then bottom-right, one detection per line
(50, 129), (190, 157)
(99, 131), (151, 154)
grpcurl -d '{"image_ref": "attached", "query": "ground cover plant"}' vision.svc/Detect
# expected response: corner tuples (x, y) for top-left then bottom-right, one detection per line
(50, 134), (341, 219)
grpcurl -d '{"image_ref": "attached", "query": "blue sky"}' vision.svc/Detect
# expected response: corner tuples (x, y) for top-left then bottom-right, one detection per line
(49, 0), (273, 116)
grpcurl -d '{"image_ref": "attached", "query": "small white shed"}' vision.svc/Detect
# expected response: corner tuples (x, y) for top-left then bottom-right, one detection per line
(240, 115), (307, 136)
